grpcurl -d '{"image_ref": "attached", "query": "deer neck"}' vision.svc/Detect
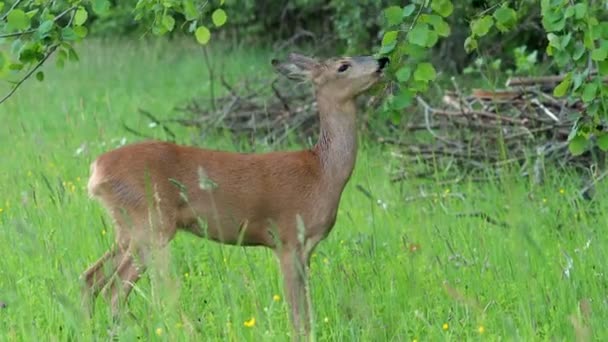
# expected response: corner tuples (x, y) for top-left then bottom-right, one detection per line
(313, 92), (358, 191)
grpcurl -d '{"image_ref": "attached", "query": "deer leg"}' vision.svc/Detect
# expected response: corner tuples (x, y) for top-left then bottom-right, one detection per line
(278, 247), (313, 340)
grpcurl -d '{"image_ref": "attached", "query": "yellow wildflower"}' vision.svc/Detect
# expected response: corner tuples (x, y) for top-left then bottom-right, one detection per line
(155, 327), (163, 336)
(442, 323), (449, 331)
(101, 229), (106, 236)
(184, 272), (189, 278)
(273, 294), (281, 302)
(478, 325), (485, 334)
(0, 208), (3, 213)
(244, 317), (255, 328)
(559, 188), (565, 194)
(323, 317), (329, 323)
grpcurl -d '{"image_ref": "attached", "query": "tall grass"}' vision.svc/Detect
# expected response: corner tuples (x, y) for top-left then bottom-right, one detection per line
(0, 39), (606, 341)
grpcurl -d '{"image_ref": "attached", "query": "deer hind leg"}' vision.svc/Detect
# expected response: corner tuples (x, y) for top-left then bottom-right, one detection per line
(100, 207), (176, 317)
(81, 210), (133, 314)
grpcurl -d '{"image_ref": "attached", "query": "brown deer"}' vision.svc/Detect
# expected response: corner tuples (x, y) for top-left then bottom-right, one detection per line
(81, 53), (388, 338)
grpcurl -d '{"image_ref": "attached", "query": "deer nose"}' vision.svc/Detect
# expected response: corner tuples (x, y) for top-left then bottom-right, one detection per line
(377, 57), (390, 70)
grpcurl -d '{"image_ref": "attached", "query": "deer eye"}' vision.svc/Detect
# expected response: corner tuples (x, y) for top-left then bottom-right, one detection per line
(337, 64), (350, 73)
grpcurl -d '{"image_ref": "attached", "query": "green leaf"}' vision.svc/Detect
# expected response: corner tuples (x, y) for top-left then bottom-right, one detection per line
(61, 27), (78, 41)
(408, 23), (431, 47)
(423, 14), (450, 37)
(74, 26), (88, 38)
(597, 134), (608, 151)
(195, 26), (211, 45)
(7, 9), (30, 31)
(93, 0), (111, 15)
(38, 20), (54, 36)
(471, 16), (493, 37)
(391, 89), (414, 110)
(572, 43), (586, 61)
(384, 6), (403, 26)
(35, 71), (44, 82)
(568, 135), (588, 156)
(431, 0), (453, 18)
(591, 43), (608, 61)
(382, 31), (398, 46)
(212, 9), (227, 27)
(413, 62), (436, 81)
(553, 73), (571, 97)
(183, 0), (198, 21)
(464, 37), (478, 52)
(581, 82), (598, 103)
(379, 42), (396, 55)
(493, 6), (517, 32)
(395, 66), (411, 82)
(162, 15), (175, 31)
(74, 7), (88, 26)
(574, 3), (587, 19)
(402, 4), (416, 17)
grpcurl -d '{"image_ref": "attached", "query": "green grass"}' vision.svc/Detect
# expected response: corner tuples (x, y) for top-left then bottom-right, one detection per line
(0, 39), (607, 341)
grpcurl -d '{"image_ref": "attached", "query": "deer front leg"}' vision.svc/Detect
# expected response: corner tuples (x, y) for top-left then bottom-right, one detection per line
(278, 247), (313, 340)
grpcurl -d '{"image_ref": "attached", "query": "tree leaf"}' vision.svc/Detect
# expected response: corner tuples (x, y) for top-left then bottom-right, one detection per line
(402, 4), (416, 17)
(183, 0), (198, 21)
(581, 82), (598, 103)
(553, 73), (571, 97)
(35, 71), (44, 82)
(408, 23), (430, 47)
(597, 133), (608, 151)
(382, 31), (398, 46)
(591, 43), (607, 61)
(464, 36), (478, 52)
(395, 66), (411, 82)
(413, 62), (436, 82)
(378, 42), (396, 55)
(431, 0), (453, 18)
(92, 0), (110, 15)
(471, 15), (493, 37)
(61, 27), (78, 41)
(162, 14), (175, 31)
(493, 6), (516, 32)
(74, 7), (88, 26)
(195, 26), (211, 45)
(391, 89), (414, 110)
(38, 20), (54, 36)
(384, 6), (403, 26)
(7, 9), (30, 31)
(212, 8), (227, 27)
(74, 26), (88, 38)
(568, 135), (588, 156)
(424, 14), (450, 37)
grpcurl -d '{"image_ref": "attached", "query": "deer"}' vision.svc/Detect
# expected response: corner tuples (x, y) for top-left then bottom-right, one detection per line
(81, 52), (389, 338)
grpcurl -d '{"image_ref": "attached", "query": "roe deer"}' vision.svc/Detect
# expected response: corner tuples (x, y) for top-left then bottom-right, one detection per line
(81, 53), (388, 338)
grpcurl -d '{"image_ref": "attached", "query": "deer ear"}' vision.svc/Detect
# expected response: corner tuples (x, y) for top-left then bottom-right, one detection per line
(272, 53), (319, 81)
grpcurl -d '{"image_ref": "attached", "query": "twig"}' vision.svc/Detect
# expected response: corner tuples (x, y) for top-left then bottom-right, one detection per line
(0, 45), (58, 105)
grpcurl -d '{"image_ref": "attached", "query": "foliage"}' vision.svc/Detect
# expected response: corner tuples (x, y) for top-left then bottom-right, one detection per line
(377, 0), (608, 157)
(0, 0), (227, 105)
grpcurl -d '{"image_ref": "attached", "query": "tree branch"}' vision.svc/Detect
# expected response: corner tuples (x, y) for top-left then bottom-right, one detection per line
(0, 45), (58, 105)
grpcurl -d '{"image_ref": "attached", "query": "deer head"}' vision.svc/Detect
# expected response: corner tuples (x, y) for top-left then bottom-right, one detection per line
(272, 53), (389, 102)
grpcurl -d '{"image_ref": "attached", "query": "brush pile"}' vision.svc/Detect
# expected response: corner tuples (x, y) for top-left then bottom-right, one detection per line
(381, 75), (606, 184)
(173, 75), (319, 145)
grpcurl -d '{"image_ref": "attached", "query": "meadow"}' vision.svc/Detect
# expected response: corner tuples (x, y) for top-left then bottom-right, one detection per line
(0, 40), (606, 341)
